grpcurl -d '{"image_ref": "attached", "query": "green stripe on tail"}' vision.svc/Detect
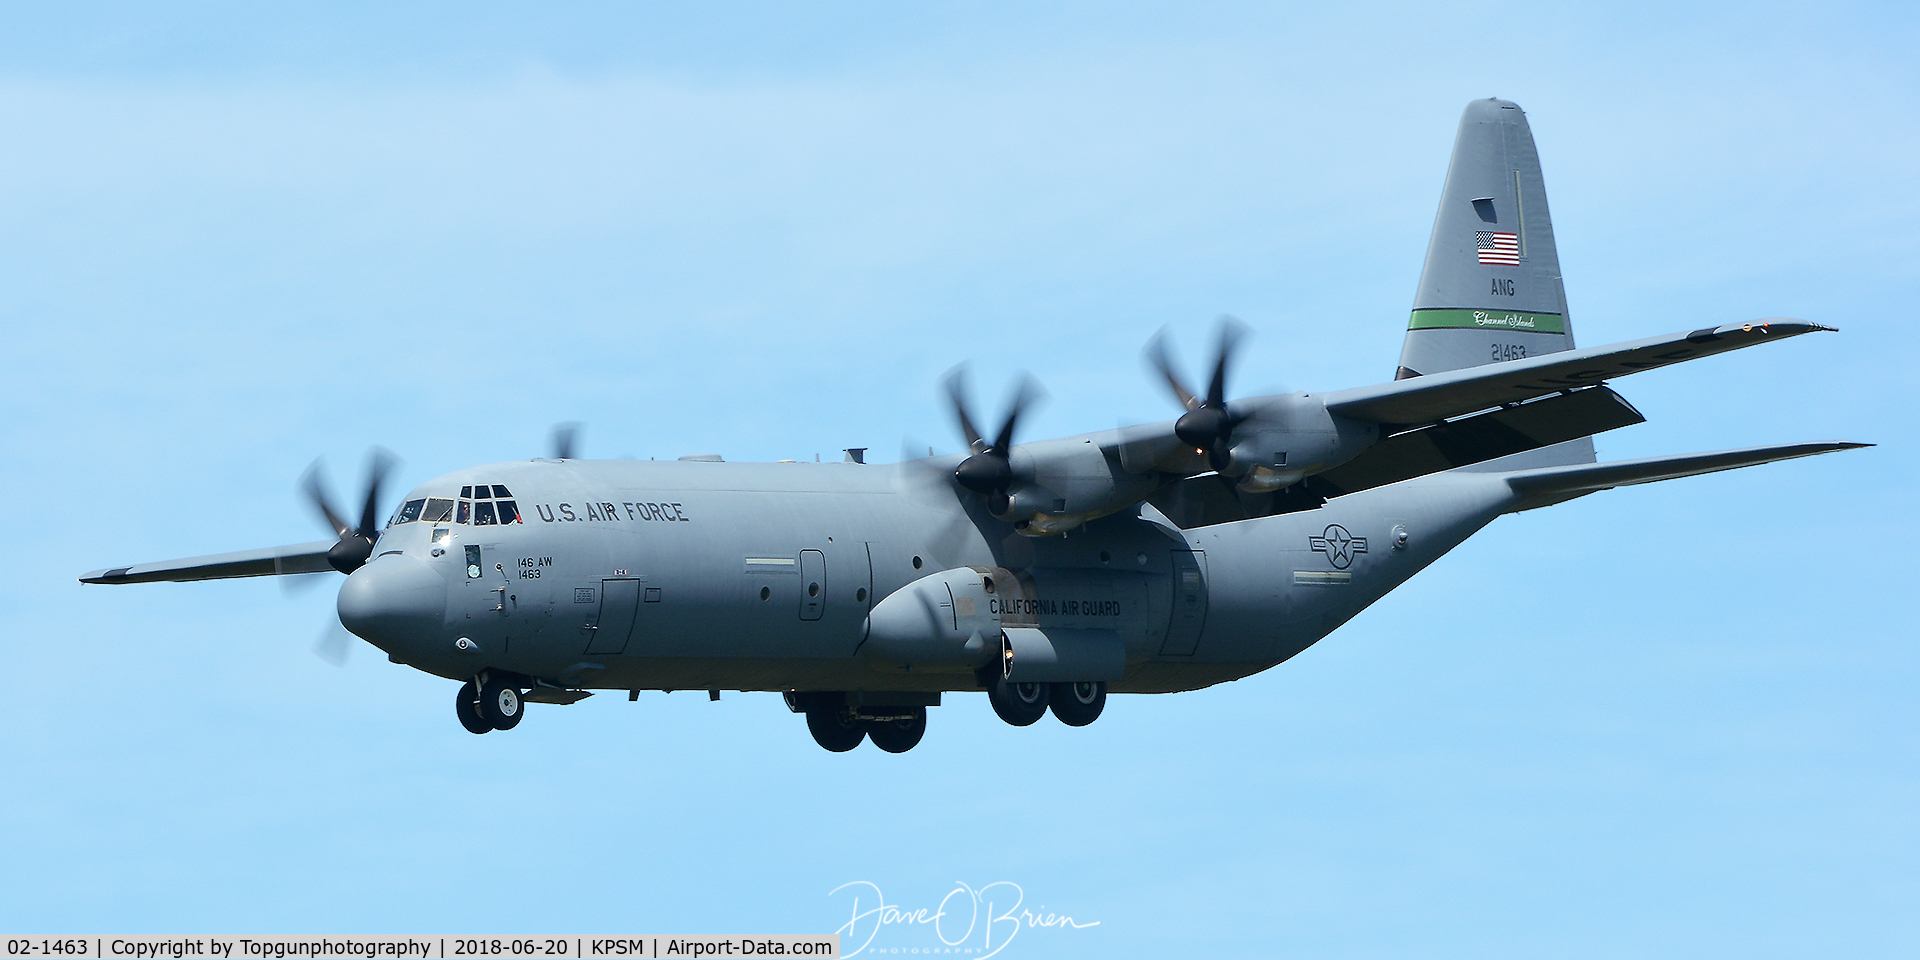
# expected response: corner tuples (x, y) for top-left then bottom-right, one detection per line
(1408, 308), (1567, 334)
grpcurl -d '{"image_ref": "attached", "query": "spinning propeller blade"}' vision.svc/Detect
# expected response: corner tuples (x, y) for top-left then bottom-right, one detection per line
(1147, 317), (1250, 474)
(942, 367), (1043, 516)
(551, 422), (581, 460)
(300, 449), (398, 575)
(299, 465), (353, 540)
(314, 618), (354, 667)
(942, 371), (987, 453)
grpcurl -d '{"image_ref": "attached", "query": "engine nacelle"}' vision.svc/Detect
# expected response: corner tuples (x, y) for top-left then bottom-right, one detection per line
(994, 438), (1162, 535)
(1226, 396), (1380, 492)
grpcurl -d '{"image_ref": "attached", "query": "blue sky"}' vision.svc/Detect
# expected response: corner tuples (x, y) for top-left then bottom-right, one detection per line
(2, 3), (1913, 956)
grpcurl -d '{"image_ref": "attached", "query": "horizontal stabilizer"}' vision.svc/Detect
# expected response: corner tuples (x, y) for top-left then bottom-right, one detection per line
(80, 540), (338, 584)
(1325, 319), (1832, 427)
(1503, 442), (1871, 511)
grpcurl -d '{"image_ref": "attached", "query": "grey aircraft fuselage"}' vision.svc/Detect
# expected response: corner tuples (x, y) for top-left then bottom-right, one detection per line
(82, 97), (1866, 749)
(354, 455), (1500, 697)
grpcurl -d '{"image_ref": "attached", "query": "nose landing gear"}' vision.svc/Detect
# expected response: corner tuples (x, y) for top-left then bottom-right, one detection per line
(455, 673), (526, 734)
(455, 680), (490, 734)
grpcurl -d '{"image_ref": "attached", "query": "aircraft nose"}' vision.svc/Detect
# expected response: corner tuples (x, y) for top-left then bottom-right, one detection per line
(337, 553), (448, 648)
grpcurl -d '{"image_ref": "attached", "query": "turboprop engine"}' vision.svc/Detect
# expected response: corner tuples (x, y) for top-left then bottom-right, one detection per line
(1205, 393), (1380, 492)
(1143, 320), (1381, 493)
(936, 366), (1373, 536)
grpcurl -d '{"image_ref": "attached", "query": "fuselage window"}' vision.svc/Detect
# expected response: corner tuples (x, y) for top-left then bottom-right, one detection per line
(456, 501), (471, 524)
(492, 485), (513, 498)
(459, 485), (473, 499)
(397, 499), (427, 524)
(496, 500), (519, 524)
(423, 498), (454, 523)
(474, 501), (499, 525)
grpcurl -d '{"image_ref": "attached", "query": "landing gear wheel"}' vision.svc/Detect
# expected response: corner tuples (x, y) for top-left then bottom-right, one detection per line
(866, 709), (927, 753)
(806, 699), (867, 752)
(455, 680), (491, 734)
(987, 675), (1050, 726)
(1050, 681), (1106, 726)
(479, 676), (523, 731)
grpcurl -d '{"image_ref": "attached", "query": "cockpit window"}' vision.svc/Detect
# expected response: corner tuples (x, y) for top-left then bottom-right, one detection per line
(396, 499), (427, 524)
(446, 484), (517, 524)
(423, 498), (454, 523)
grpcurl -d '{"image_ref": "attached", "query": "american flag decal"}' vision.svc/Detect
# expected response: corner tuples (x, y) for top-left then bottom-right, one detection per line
(1476, 231), (1520, 264)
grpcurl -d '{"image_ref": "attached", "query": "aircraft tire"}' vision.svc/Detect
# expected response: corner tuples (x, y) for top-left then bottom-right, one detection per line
(479, 676), (524, 731)
(987, 677), (1050, 726)
(1049, 681), (1106, 727)
(455, 680), (492, 734)
(805, 700), (866, 752)
(866, 709), (927, 753)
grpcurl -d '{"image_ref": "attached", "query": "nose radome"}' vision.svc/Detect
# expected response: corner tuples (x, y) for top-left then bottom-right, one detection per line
(337, 553), (448, 649)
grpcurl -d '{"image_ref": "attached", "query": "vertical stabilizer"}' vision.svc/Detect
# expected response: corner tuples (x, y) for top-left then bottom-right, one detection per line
(1400, 98), (1593, 466)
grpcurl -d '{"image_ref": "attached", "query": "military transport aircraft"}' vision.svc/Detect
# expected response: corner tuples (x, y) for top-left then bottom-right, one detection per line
(81, 99), (1865, 753)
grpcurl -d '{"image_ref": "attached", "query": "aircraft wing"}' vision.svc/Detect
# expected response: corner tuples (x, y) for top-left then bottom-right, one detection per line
(1319, 319), (1833, 427)
(1308, 385), (1644, 497)
(80, 540), (338, 584)
(1502, 441), (1871, 511)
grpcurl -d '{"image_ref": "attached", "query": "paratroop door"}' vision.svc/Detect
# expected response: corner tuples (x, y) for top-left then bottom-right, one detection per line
(1159, 550), (1208, 656)
(586, 579), (640, 654)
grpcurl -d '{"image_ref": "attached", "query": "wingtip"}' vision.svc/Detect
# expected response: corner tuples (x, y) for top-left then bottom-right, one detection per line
(1749, 317), (1837, 333)
(1792, 441), (1874, 456)
(79, 567), (128, 584)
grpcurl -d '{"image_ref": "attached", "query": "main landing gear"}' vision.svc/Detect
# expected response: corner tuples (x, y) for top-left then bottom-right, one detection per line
(987, 675), (1107, 727)
(1049, 680), (1107, 727)
(790, 693), (930, 753)
(790, 681), (1106, 752)
(456, 673), (525, 735)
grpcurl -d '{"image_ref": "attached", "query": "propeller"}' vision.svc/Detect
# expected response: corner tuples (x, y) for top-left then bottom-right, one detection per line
(313, 619), (354, 667)
(943, 367), (1043, 517)
(895, 438), (986, 569)
(300, 448), (398, 576)
(1146, 316), (1250, 473)
(551, 422), (581, 460)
